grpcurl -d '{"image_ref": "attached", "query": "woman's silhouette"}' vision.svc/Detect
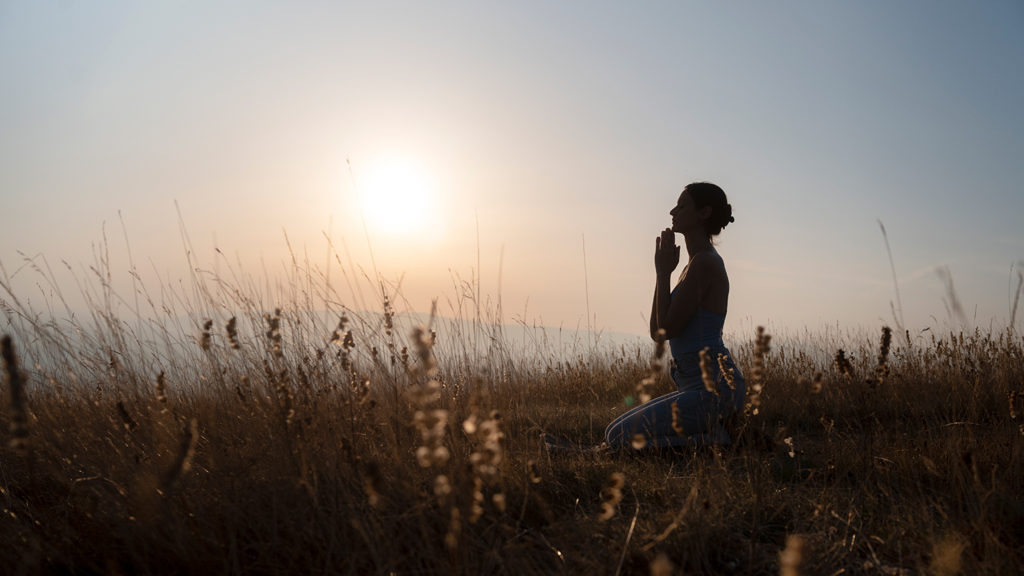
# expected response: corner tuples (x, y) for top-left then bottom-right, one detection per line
(605, 182), (746, 448)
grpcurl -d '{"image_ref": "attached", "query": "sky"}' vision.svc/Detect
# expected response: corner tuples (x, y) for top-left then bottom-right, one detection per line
(2, 1), (1023, 340)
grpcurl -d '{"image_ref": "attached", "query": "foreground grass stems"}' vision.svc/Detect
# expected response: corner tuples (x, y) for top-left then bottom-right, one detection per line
(2, 335), (28, 453)
(2, 242), (1023, 573)
(635, 328), (667, 405)
(160, 418), (199, 495)
(1010, 391), (1024, 437)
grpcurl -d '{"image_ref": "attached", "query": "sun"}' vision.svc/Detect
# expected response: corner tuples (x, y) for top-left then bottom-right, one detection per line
(358, 158), (435, 236)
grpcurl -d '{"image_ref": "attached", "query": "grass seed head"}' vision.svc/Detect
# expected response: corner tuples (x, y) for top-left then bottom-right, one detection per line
(527, 459), (542, 484)
(433, 474), (451, 497)
(199, 319), (213, 351)
(874, 326), (893, 383)
(671, 401), (684, 435)
(650, 553), (674, 576)
(469, 476), (486, 523)
(225, 316), (240, 349)
(412, 325), (438, 379)
(699, 347), (717, 394)
(264, 309), (283, 358)
(779, 534), (805, 576)
(382, 294), (394, 337)
(635, 333), (668, 404)
(413, 408), (449, 467)
(929, 532), (965, 576)
(445, 507), (461, 551)
(834, 349), (854, 377)
(116, 400), (137, 432)
(717, 353), (736, 390)
(631, 434), (648, 450)
(784, 436), (795, 458)
(599, 471), (626, 521)
(492, 492), (506, 512)
(746, 326), (771, 416)
(363, 460), (383, 507)
(652, 328), (667, 368)
(811, 372), (823, 393)
(155, 371), (168, 406)
(274, 375), (295, 426)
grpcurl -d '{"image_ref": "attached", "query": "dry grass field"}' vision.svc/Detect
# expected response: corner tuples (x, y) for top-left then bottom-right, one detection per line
(1, 251), (1022, 575)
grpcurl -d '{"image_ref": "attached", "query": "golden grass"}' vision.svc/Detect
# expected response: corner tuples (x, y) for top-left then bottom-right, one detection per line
(1, 248), (1022, 575)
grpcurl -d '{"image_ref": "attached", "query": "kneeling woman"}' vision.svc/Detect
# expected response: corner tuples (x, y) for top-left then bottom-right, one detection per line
(606, 182), (746, 448)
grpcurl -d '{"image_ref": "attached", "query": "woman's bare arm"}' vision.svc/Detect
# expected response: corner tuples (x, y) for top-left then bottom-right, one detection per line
(651, 228), (679, 340)
(653, 251), (714, 339)
(651, 269), (672, 340)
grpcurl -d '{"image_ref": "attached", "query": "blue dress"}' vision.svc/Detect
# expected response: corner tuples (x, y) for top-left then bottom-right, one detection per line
(604, 305), (746, 448)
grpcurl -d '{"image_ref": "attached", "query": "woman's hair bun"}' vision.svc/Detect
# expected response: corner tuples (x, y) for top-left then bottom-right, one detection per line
(722, 203), (734, 228)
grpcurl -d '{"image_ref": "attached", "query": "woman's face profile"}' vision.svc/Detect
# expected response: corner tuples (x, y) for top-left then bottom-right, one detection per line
(670, 190), (712, 235)
(670, 191), (695, 233)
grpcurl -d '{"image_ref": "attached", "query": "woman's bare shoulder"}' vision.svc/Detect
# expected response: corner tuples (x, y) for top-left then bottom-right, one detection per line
(689, 249), (725, 270)
(688, 251), (729, 289)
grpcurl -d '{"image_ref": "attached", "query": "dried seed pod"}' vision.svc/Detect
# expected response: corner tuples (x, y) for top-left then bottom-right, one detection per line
(225, 316), (240, 349)
(598, 472), (626, 521)
(834, 349), (853, 377)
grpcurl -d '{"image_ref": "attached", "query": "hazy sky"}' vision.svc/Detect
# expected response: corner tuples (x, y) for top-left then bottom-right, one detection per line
(2, 1), (1023, 338)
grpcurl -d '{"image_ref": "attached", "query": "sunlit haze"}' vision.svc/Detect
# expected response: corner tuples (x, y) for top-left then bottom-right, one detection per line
(2, 1), (1022, 339)
(355, 157), (438, 238)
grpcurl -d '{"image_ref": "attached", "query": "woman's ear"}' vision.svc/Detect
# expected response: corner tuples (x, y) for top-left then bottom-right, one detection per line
(697, 205), (713, 221)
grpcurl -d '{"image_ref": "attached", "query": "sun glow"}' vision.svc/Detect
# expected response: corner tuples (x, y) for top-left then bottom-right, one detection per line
(357, 158), (436, 237)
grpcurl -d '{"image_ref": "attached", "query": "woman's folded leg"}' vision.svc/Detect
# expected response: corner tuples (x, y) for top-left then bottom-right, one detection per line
(604, 389), (723, 449)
